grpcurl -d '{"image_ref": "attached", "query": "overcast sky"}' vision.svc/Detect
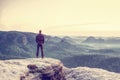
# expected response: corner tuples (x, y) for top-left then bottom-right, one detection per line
(0, 0), (120, 36)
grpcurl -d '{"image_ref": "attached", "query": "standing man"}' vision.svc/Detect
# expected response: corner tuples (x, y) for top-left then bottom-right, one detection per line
(36, 30), (45, 58)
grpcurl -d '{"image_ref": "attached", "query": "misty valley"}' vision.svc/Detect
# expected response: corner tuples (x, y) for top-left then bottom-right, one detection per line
(0, 31), (120, 73)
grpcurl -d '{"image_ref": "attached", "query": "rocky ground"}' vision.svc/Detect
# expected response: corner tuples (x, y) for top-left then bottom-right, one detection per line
(0, 58), (120, 80)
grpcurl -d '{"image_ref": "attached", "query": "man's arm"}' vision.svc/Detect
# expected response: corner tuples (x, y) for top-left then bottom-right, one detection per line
(43, 35), (45, 44)
(36, 35), (38, 43)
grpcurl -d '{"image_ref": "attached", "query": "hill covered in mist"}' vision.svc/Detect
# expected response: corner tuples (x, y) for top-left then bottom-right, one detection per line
(0, 31), (87, 59)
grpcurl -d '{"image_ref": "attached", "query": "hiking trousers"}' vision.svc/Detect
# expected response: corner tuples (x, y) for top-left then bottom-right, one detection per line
(36, 44), (44, 58)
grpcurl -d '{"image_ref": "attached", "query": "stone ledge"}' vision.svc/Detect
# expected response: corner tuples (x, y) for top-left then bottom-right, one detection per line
(20, 59), (66, 80)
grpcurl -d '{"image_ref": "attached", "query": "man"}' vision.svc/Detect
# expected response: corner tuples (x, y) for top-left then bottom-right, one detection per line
(36, 30), (44, 58)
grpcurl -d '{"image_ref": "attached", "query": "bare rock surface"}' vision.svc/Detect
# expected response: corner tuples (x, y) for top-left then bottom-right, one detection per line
(65, 67), (120, 80)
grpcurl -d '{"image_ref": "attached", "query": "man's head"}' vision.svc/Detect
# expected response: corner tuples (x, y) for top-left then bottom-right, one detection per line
(39, 30), (42, 34)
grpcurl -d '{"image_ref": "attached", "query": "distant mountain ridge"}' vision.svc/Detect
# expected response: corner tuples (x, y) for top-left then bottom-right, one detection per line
(83, 36), (120, 44)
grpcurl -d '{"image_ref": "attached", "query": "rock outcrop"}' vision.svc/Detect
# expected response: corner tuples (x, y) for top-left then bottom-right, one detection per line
(20, 59), (65, 80)
(0, 58), (120, 80)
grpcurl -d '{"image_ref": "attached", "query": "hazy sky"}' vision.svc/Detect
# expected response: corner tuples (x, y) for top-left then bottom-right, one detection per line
(0, 0), (120, 36)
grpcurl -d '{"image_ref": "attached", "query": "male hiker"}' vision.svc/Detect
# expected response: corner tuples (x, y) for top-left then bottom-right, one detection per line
(36, 30), (45, 58)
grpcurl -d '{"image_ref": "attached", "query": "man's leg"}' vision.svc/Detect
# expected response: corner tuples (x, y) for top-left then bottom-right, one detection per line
(36, 44), (39, 58)
(40, 44), (44, 58)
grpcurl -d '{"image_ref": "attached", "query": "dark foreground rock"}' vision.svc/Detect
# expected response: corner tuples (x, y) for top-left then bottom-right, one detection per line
(21, 59), (66, 80)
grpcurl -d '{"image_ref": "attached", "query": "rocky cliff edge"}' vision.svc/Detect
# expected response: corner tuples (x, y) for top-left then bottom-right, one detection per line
(0, 58), (120, 80)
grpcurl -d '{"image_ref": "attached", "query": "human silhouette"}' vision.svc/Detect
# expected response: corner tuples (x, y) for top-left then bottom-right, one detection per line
(36, 30), (44, 58)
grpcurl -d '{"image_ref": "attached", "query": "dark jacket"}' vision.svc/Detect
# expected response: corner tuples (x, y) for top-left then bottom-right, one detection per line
(36, 34), (44, 44)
